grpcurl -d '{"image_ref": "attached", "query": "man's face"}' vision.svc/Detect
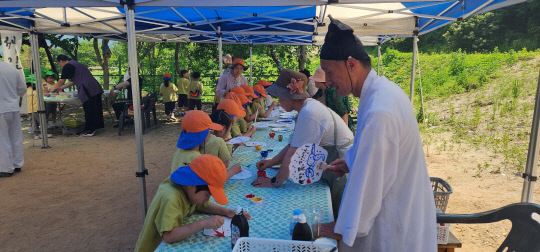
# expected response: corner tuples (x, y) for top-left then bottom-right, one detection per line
(57, 61), (67, 68)
(320, 59), (352, 97)
(232, 65), (244, 77)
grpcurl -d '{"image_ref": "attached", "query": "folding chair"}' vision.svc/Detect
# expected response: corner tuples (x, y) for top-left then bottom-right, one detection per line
(437, 203), (540, 252)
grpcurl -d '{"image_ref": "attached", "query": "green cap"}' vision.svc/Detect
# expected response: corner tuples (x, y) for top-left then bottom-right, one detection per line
(44, 70), (57, 79)
(25, 74), (37, 84)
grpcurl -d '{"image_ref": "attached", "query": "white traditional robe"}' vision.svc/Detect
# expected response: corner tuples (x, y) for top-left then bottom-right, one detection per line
(335, 69), (437, 251)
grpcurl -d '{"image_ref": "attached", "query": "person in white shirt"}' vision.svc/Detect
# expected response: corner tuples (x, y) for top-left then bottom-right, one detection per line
(252, 69), (354, 218)
(215, 58), (248, 101)
(318, 16), (437, 252)
(0, 61), (27, 177)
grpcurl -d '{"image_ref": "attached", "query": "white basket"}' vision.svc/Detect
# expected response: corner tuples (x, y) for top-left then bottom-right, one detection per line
(232, 237), (337, 252)
(437, 223), (450, 244)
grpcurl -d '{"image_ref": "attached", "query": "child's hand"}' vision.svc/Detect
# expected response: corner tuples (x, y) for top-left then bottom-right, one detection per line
(230, 163), (242, 175)
(243, 212), (252, 220)
(203, 215), (225, 230)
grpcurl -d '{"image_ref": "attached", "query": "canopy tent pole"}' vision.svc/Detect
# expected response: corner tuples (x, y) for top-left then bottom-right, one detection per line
(417, 51), (429, 156)
(377, 42), (381, 76)
(521, 69), (540, 202)
(30, 31), (49, 148)
(218, 26), (223, 76)
(249, 43), (253, 86)
(409, 35), (418, 104)
(125, 4), (148, 221)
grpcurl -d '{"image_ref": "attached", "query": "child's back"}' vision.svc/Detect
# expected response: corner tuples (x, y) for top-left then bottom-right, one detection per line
(188, 80), (203, 100)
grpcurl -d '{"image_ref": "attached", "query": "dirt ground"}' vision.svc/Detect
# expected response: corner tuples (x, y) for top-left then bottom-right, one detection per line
(1, 101), (539, 252)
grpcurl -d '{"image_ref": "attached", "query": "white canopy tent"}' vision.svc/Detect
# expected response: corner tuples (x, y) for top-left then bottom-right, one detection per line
(0, 0), (535, 221)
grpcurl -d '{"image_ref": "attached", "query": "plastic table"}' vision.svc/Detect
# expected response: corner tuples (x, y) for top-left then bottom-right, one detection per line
(155, 122), (335, 252)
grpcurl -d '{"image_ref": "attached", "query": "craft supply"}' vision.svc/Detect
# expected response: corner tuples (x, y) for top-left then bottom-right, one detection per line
(271, 127), (293, 133)
(292, 214), (312, 241)
(251, 197), (263, 204)
(257, 170), (267, 177)
(255, 144), (263, 151)
(260, 150), (269, 159)
(228, 136), (250, 144)
(230, 170), (252, 180)
(245, 142), (267, 147)
(278, 135), (283, 142)
(289, 209), (303, 236)
(245, 193), (255, 201)
(203, 217), (232, 237)
(288, 143), (329, 185)
(231, 207), (249, 249)
(269, 132), (275, 139)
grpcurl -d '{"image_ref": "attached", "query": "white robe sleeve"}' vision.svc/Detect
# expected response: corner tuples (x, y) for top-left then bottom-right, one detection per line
(334, 111), (399, 246)
(17, 72), (26, 97)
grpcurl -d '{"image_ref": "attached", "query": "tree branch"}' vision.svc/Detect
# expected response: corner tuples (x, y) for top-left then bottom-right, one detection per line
(269, 45), (283, 72)
(182, 44), (193, 71)
(93, 38), (103, 67)
(175, 42), (182, 76)
(139, 43), (156, 62)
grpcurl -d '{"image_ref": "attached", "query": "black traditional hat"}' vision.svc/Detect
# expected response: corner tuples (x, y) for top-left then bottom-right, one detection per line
(320, 16), (370, 61)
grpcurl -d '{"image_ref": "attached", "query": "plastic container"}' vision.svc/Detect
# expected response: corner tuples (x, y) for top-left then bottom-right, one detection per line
(430, 177), (453, 213)
(292, 214), (312, 241)
(437, 223), (450, 244)
(231, 206), (249, 249)
(289, 209), (302, 236)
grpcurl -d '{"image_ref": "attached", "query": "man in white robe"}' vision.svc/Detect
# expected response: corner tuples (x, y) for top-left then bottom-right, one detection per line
(318, 16), (437, 251)
(0, 61), (27, 177)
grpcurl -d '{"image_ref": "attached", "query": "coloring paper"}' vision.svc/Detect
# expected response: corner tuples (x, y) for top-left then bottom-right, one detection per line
(288, 143), (328, 185)
(203, 217), (232, 237)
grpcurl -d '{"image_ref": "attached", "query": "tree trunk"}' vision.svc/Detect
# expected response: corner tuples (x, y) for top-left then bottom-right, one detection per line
(139, 43), (156, 62)
(174, 43), (182, 76)
(298, 45), (306, 71)
(93, 38), (110, 90)
(269, 45), (283, 72)
(182, 44), (193, 71)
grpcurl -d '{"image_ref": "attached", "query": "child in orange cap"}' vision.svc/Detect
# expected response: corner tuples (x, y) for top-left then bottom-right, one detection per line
(203, 109), (242, 165)
(160, 73), (178, 122)
(233, 85), (261, 123)
(188, 72), (203, 111)
(218, 99), (256, 138)
(251, 84), (279, 120)
(225, 92), (253, 137)
(135, 154), (252, 252)
(171, 110), (241, 180)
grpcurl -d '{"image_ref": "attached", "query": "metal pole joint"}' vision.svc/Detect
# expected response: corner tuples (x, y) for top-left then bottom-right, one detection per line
(522, 173), (538, 182)
(136, 169), (149, 178)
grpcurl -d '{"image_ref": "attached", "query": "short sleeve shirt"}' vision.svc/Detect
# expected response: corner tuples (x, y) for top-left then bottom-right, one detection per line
(188, 81), (203, 100)
(237, 117), (247, 133)
(289, 99), (354, 157)
(160, 83), (178, 103)
(60, 64), (76, 80)
(231, 121), (242, 138)
(170, 149), (200, 173)
(134, 177), (210, 252)
(201, 135), (232, 163)
(176, 78), (190, 95)
(126, 77), (143, 101)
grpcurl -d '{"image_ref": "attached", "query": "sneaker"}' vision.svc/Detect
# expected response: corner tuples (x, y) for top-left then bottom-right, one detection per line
(0, 172), (13, 177)
(81, 131), (95, 137)
(171, 115), (176, 120)
(14, 168), (21, 172)
(35, 134), (54, 139)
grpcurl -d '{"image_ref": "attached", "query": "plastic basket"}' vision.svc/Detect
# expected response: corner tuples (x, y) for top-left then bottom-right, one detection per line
(232, 237), (336, 252)
(64, 119), (82, 127)
(430, 177), (453, 213)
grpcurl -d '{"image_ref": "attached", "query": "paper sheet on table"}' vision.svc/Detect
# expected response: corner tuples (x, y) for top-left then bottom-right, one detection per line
(203, 217), (232, 237)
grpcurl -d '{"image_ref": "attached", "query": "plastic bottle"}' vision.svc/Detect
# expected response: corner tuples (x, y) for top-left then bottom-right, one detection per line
(231, 206), (249, 249)
(289, 209), (303, 236)
(292, 214), (312, 241)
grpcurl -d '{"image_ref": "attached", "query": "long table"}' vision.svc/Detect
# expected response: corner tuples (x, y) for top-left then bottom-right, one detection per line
(156, 123), (335, 252)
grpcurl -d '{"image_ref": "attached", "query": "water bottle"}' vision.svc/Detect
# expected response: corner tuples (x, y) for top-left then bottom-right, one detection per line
(231, 206), (249, 249)
(292, 214), (313, 241)
(289, 209), (303, 236)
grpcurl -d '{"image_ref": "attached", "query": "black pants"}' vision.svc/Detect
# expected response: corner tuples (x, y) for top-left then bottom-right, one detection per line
(212, 103), (219, 113)
(188, 99), (202, 110)
(82, 94), (104, 132)
(112, 102), (126, 120)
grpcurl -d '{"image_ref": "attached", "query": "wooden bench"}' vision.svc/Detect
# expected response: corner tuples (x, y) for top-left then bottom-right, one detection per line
(438, 231), (462, 252)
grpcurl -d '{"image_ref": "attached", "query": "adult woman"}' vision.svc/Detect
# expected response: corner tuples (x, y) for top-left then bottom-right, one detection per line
(48, 55), (104, 137)
(251, 69), (354, 218)
(310, 66), (355, 132)
(215, 58), (248, 101)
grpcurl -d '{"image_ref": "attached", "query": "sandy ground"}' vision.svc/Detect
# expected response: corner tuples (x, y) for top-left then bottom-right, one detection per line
(1, 100), (539, 252)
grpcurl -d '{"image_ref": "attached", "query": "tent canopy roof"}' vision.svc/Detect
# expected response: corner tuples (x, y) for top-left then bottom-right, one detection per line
(0, 0), (527, 45)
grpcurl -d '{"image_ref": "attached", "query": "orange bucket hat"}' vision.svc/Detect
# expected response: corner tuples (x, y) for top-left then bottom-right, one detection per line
(217, 99), (246, 118)
(253, 84), (268, 98)
(171, 154), (229, 205)
(241, 84), (258, 98)
(232, 58), (247, 71)
(177, 110), (223, 149)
